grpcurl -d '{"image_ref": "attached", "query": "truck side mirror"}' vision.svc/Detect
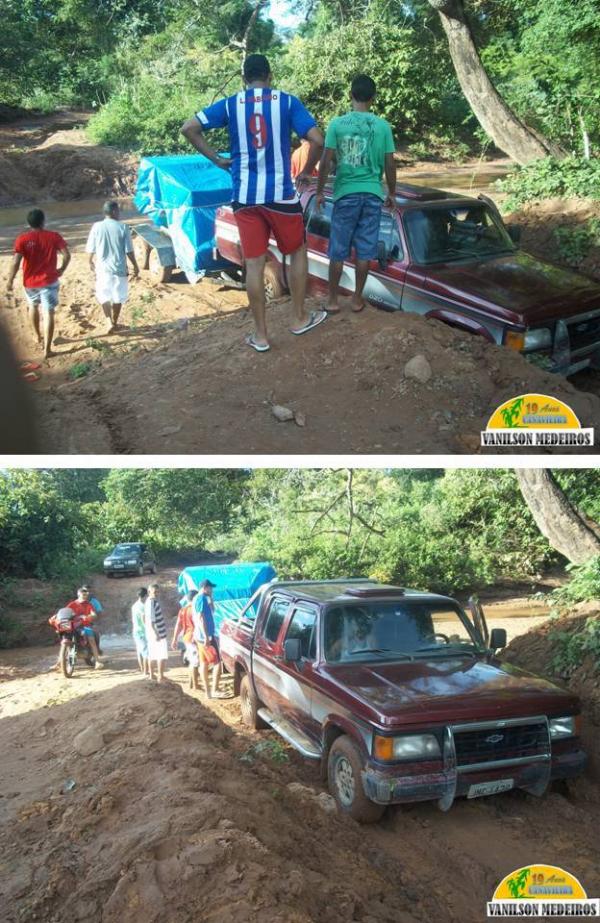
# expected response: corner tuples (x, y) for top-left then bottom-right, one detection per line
(489, 628), (507, 652)
(507, 225), (521, 246)
(284, 638), (302, 662)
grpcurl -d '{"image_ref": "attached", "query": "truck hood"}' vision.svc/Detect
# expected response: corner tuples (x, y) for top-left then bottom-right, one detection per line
(320, 656), (578, 728)
(425, 251), (600, 326)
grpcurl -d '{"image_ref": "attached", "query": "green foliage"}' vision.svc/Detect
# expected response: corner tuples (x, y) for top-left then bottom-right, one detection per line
(0, 471), (97, 579)
(100, 469), (247, 551)
(553, 219), (600, 267)
(498, 158), (600, 211)
(280, 15), (472, 148)
(549, 557), (600, 610)
(68, 361), (94, 380)
(240, 739), (289, 764)
(550, 615), (600, 678)
(236, 468), (554, 594)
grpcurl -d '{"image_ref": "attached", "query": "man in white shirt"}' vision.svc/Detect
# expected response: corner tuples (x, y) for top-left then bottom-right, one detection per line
(86, 201), (139, 333)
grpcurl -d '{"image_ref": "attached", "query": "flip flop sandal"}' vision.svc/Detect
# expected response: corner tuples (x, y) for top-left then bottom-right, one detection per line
(245, 334), (270, 353)
(21, 371), (41, 383)
(324, 306), (341, 315)
(291, 310), (328, 336)
(351, 303), (366, 313)
(19, 360), (42, 371)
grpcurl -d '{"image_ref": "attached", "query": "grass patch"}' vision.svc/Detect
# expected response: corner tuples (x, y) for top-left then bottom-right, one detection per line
(68, 361), (94, 380)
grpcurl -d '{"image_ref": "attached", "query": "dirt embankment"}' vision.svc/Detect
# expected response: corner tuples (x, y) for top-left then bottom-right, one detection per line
(2, 651), (600, 923)
(503, 603), (600, 778)
(0, 111), (137, 206)
(511, 198), (600, 285)
(1, 254), (598, 455)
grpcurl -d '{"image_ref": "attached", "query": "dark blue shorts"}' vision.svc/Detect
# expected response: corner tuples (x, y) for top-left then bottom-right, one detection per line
(329, 193), (383, 262)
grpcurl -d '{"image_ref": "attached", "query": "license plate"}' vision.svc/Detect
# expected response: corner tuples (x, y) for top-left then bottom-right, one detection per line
(114, 564), (124, 569)
(467, 778), (514, 799)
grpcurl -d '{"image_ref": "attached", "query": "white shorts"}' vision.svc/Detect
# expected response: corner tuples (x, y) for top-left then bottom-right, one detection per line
(96, 271), (128, 305)
(148, 636), (168, 662)
(185, 641), (199, 668)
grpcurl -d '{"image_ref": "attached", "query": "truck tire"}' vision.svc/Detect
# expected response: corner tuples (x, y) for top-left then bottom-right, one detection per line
(264, 262), (285, 303)
(239, 673), (266, 729)
(327, 736), (385, 824)
(149, 247), (174, 283)
(133, 235), (150, 271)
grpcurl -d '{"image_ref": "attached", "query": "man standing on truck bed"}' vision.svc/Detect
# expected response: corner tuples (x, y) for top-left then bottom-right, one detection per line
(316, 75), (396, 314)
(181, 54), (327, 353)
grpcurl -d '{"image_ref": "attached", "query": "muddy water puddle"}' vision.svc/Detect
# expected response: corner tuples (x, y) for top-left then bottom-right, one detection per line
(0, 196), (139, 252)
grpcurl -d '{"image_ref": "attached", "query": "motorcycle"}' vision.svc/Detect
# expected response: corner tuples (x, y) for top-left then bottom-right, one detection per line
(50, 609), (96, 678)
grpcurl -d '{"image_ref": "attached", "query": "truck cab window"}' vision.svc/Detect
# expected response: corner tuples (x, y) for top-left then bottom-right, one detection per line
(263, 598), (290, 643)
(285, 607), (317, 660)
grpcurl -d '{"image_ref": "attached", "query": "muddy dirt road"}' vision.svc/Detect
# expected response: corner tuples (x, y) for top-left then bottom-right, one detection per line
(2, 111), (599, 455)
(1, 571), (599, 922)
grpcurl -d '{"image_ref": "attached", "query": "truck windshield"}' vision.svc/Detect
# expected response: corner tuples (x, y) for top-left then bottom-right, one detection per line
(403, 204), (514, 265)
(324, 601), (482, 663)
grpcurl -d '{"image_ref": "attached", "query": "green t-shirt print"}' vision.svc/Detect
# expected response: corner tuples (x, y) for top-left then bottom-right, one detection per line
(324, 111), (395, 202)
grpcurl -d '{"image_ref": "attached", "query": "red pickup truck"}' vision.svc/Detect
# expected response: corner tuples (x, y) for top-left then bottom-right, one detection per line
(215, 185), (600, 376)
(219, 579), (585, 823)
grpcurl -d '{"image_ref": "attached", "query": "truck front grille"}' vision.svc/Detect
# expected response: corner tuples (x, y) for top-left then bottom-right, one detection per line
(567, 314), (600, 353)
(453, 720), (549, 769)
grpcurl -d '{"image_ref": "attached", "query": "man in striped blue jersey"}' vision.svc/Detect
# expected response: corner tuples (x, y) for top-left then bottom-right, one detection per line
(182, 54), (327, 353)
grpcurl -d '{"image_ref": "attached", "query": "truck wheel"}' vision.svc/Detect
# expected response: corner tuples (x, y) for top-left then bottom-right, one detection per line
(327, 736), (385, 824)
(264, 262), (285, 303)
(134, 236), (150, 271)
(240, 674), (266, 729)
(149, 247), (174, 283)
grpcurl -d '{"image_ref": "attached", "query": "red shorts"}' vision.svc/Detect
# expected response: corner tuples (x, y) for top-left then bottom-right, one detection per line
(233, 202), (305, 260)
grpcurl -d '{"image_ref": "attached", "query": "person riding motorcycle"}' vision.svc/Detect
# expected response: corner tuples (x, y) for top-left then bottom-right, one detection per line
(64, 587), (104, 668)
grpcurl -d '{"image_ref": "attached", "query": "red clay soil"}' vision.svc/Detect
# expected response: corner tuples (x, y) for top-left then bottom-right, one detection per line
(10, 278), (600, 456)
(1, 654), (600, 923)
(0, 111), (137, 206)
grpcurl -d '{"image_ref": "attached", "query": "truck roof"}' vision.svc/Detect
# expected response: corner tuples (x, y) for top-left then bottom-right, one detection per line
(268, 579), (458, 606)
(315, 182), (470, 208)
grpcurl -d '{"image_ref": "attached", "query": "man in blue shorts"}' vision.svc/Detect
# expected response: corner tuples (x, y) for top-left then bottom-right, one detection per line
(182, 54), (327, 353)
(315, 75), (396, 314)
(7, 209), (71, 359)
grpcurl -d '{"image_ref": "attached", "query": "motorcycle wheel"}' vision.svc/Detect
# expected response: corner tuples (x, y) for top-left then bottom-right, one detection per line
(60, 642), (76, 678)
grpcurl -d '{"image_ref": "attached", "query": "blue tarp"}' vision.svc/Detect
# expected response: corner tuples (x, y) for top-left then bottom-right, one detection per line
(134, 155), (233, 275)
(178, 562), (277, 634)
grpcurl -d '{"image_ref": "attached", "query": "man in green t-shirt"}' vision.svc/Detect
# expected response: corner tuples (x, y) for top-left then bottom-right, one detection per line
(315, 75), (396, 313)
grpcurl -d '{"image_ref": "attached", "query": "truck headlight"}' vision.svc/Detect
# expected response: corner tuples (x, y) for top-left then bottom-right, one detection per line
(374, 733), (441, 761)
(524, 327), (552, 351)
(103, 559), (111, 566)
(549, 716), (579, 739)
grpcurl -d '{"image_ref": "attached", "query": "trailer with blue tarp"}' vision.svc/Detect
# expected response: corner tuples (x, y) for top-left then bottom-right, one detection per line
(133, 154), (239, 283)
(178, 562), (277, 635)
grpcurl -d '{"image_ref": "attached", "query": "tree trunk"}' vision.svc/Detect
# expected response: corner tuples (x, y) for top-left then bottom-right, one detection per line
(516, 469), (600, 565)
(427, 0), (566, 164)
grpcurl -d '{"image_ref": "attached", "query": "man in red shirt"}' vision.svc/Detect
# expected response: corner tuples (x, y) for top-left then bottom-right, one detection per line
(7, 209), (71, 359)
(65, 586), (103, 668)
